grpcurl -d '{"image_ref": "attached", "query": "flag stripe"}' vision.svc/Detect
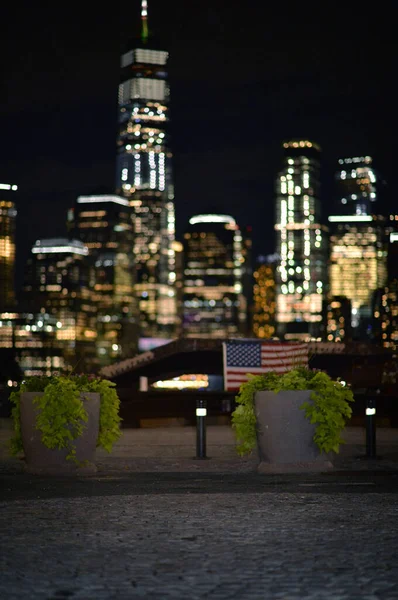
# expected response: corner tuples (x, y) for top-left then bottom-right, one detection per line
(258, 355), (307, 364)
(260, 344), (307, 351)
(260, 347), (308, 355)
(261, 348), (308, 355)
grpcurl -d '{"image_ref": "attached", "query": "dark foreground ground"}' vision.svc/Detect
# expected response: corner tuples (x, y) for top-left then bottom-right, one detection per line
(1, 425), (398, 599)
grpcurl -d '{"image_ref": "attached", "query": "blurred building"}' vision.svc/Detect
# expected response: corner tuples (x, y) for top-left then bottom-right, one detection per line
(274, 140), (328, 341)
(336, 156), (377, 216)
(372, 232), (398, 349)
(387, 228), (398, 280)
(171, 240), (184, 336)
(241, 226), (253, 332)
(115, 1), (177, 338)
(372, 285), (398, 349)
(329, 155), (387, 337)
(23, 238), (97, 371)
(0, 182), (17, 310)
(0, 311), (70, 377)
(323, 296), (352, 342)
(182, 214), (247, 338)
(252, 255), (277, 339)
(68, 195), (137, 365)
(329, 215), (388, 333)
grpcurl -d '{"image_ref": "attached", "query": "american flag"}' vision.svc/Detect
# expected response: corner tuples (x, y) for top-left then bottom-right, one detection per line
(222, 340), (308, 391)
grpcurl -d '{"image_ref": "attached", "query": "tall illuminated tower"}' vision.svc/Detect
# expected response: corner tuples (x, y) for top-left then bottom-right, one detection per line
(275, 141), (328, 341)
(329, 156), (387, 333)
(115, 1), (177, 338)
(0, 182), (17, 310)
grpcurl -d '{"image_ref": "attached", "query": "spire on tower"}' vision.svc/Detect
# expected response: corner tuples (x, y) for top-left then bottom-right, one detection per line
(141, 0), (149, 43)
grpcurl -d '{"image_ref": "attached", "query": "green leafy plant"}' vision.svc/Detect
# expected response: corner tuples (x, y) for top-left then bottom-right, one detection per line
(231, 367), (354, 456)
(9, 374), (122, 462)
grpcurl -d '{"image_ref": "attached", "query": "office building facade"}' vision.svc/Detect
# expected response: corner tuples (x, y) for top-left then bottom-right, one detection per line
(336, 156), (377, 216)
(171, 240), (184, 336)
(329, 156), (387, 333)
(275, 141), (328, 340)
(115, 2), (177, 337)
(182, 214), (246, 338)
(323, 296), (352, 342)
(68, 195), (137, 364)
(371, 232), (398, 349)
(328, 215), (388, 330)
(0, 311), (67, 377)
(22, 238), (97, 372)
(252, 255), (277, 339)
(372, 284), (398, 349)
(0, 183), (17, 310)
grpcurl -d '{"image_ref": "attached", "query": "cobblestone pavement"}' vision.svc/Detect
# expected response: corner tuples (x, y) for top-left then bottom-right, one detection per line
(1, 492), (398, 599)
(1, 425), (398, 598)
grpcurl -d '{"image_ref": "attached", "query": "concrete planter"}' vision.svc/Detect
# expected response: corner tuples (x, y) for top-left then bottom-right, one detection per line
(20, 392), (100, 474)
(255, 390), (333, 473)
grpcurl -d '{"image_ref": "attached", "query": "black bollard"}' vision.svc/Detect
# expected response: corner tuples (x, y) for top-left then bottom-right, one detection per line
(365, 396), (377, 458)
(195, 398), (207, 459)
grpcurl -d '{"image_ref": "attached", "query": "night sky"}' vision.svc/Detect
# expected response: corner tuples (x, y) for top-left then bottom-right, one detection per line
(1, 1), (394, 292)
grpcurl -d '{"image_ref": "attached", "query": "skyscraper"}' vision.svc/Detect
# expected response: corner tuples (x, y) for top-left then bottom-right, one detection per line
(329, 156), (387, 333)
(182, 214), (246, 338)
(68, 195), (137, 364)
(0, 182), (17, 310)
(115, 1), (177, 337)
(23, 238), (97, 372)
(336, 156), (377, 216)
(328, 215), (388, 330)
(275, 141), (328, 341)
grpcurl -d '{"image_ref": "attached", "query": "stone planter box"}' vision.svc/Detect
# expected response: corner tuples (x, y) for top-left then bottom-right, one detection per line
(20, 392), (100, 474)
(255, 390), (333, 473)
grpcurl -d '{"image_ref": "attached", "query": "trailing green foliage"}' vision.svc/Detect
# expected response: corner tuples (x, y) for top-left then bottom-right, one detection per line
(81, 378), (122, 453)
(231, 367), (354, 456)
(231, 374), (276, 456)
(9, 374), (122, 462)
(9, 389), (23, 456)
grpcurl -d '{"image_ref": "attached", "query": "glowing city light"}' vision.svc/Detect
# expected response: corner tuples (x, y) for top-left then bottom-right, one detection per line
(328, 215), (373, 222)
(189, 215), (236, 225)
(77, 195), (129, 207)
(32, 239), (89, 256)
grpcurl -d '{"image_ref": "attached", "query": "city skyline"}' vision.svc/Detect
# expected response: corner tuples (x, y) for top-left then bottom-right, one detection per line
(1, 2), (393, 291)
